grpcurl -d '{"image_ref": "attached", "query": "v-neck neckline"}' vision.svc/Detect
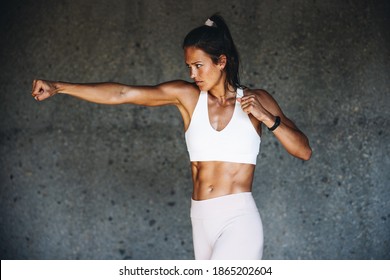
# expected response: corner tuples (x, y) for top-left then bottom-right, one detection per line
(206, 92), (238, 133)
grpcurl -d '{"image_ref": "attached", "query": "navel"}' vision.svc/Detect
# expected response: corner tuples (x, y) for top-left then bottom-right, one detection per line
(207, 185), (214, 192)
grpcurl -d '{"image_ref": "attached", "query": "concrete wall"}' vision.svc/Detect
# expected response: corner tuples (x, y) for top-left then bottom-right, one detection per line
(0, 0), (389, 259)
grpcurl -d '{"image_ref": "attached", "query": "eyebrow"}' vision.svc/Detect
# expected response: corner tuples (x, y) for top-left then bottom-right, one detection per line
(185, 60), (203, 66)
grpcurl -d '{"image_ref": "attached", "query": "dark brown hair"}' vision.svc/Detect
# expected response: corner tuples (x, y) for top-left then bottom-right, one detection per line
(182, 14), (241, 90)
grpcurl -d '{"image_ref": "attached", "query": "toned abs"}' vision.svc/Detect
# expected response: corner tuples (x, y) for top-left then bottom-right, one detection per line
(191, 161), (256, 200)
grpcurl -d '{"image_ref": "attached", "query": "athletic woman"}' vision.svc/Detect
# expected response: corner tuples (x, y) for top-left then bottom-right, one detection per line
(31, 14), (312, 260)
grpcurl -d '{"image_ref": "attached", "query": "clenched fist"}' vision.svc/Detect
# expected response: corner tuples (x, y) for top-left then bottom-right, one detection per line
(31, 79), (57, 101)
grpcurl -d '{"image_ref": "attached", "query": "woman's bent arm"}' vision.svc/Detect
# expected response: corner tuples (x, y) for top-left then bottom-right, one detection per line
(239, 89), (312, 161)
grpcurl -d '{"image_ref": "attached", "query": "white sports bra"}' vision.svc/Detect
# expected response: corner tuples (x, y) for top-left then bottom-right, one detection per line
(185, 88), (261, 165)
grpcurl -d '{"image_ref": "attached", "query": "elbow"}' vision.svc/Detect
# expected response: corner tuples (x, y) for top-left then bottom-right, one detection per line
(300, 146), (312, 161)
(297, 137), (312, 161)
(291, 145), (312, 161)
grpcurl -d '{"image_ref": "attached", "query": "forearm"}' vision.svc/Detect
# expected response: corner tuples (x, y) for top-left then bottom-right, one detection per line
(264, 116), (312, 160)
(54, 81), (127, 104)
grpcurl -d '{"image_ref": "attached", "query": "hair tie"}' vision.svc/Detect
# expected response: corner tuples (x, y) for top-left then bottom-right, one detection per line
(205, 19), (215, 27)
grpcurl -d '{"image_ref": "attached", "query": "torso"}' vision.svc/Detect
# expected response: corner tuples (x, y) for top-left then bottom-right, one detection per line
(176, 82), (261, 201)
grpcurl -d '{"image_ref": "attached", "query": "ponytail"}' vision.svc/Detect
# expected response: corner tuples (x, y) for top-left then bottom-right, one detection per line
(183, 14), (241, 90)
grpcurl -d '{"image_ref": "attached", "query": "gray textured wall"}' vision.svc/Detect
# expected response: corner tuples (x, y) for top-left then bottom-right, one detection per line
(0, 0), (389, 260)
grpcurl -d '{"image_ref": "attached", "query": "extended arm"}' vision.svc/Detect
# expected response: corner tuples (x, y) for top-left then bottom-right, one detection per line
(31, 79), (199, 130)
(31, 79), (189, 106)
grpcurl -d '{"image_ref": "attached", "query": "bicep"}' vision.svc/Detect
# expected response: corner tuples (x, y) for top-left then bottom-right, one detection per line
(118, 81), (185, 106)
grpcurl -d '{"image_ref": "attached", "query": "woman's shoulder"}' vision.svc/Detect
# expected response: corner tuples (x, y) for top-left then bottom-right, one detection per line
(160, 80), (200, 110)
(159, 80), (199, 97)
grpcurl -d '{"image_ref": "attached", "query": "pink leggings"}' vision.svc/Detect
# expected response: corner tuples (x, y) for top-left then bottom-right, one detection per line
(190, 192), (263, 260)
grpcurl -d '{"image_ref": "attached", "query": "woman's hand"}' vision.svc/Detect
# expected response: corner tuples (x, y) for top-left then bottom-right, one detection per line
(31, 79), (58, 101)
(238, 94), (272, 123)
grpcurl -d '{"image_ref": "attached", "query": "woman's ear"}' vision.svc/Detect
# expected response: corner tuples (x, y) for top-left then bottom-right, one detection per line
(218, 55), (227, 70)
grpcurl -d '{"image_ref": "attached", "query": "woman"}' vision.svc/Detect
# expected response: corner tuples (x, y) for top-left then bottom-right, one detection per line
(31, 14), (312, 260)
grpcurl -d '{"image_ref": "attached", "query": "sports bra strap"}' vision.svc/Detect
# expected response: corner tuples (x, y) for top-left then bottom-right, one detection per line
(236, 87), (244, 98)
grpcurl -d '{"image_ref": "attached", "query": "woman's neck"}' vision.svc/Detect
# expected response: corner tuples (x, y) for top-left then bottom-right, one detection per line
(208, 83), (236, 105)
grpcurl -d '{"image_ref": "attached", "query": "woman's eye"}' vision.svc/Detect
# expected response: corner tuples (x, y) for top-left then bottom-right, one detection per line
(196, 64), (202, 68)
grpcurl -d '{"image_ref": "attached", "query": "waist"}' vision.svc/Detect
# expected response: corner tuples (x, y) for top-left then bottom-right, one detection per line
(191, 192), (258, 218)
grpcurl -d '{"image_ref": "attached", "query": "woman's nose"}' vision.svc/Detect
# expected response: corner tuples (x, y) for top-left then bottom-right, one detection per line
(190, 68), (196, 79)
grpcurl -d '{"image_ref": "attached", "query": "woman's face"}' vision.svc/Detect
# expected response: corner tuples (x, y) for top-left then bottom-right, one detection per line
(184, 47), (226, 92)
